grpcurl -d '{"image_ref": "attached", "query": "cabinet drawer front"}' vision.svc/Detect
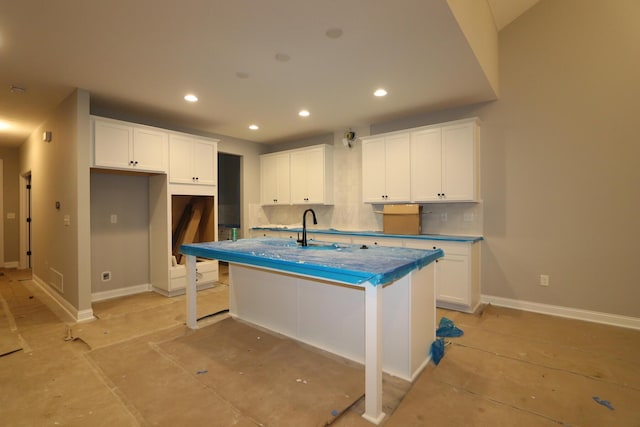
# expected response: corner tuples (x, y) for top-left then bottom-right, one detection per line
(404, 239), (470, 256)
(350, 236), (404, 248)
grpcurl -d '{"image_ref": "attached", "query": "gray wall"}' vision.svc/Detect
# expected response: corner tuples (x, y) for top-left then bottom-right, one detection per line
(19, 89), (92, 313)
(373, 0), (640, 318)
(90, 173), (150, 293)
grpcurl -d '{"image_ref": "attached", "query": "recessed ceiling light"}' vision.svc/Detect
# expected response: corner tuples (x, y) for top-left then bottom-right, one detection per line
(374, 89), (388, 97)
(184, 94), (198, 102)
(298, 110), (310, 117)
(249, 124), (259, 130)
(325, 28), (343, 39)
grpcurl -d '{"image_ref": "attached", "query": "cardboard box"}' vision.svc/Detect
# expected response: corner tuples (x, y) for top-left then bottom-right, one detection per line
(382, 204), (422, 235)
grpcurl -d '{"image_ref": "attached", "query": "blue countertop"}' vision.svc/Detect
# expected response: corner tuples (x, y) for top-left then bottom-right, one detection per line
(180, 238), (443, 287)
(251, 227), (483, 243)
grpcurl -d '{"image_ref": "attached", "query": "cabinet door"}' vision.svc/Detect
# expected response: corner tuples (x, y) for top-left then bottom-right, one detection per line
(441, 122), (476, 201)
(384, 133), (411, 202)
(193, 140), (217, 186)
(94, 120), (132, 169)
(305, 147), (326, 203)
(133, 127), (168, 172)
(403, 239), (470, 307)
(289, 150), (309, 204)
(411, 128), (442, 202)
(261, 153), (290, 205)
(169, 135), (194, 184)
(291, 147), (325, 204)
(434, 255), (469, 305)
(362, 137), (387, 202)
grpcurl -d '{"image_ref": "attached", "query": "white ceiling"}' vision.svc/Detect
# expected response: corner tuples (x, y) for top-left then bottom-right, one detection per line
(0, 0), (538, 147)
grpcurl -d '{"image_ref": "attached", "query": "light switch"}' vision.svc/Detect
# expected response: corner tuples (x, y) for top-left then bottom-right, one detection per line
(110, 214), (118, 224)
(64, 215), (71, 226)
(7, 213), (15, 220)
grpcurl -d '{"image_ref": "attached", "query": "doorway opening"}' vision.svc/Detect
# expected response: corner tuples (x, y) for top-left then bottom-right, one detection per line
(217, 153), (241, 241)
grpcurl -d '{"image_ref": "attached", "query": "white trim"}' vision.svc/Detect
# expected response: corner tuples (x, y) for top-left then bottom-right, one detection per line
(0, 159), (3, 267)
(91, 283), (152, 302)
(76, 309), (96, 323)
(481, 294), (640, 331)
(31, 274), (95, 323)
(19, 173), (30, 270)
(4, 261), (19, 269)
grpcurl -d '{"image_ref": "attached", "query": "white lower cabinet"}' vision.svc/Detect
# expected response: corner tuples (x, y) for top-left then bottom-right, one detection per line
(403, 239), (480, 313)
(167, 260), (219, 296)
(249, 229), (481, 312)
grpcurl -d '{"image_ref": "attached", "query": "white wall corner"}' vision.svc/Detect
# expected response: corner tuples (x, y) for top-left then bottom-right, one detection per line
(447, 0), (500, 98)
(31, 274), (95, 323)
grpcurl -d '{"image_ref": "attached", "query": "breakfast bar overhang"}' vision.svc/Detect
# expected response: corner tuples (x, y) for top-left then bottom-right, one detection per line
(180, 238), (443, 424)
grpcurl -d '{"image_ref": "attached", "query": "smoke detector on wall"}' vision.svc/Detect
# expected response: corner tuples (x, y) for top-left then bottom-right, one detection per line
(342, 129), (357, 148)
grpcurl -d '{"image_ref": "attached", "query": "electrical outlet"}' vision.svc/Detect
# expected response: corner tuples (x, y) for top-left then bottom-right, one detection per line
(110, 214), (118, 224)
(101, 271), (111, 282)
(539, 274), (549, 287)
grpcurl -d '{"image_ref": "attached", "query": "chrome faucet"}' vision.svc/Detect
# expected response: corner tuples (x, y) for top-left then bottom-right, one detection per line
(299, 208), (317, 247)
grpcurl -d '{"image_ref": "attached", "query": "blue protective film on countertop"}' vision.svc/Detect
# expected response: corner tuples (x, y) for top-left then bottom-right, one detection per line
(181, 238), (443, 286)
(251, 227), (483, 243)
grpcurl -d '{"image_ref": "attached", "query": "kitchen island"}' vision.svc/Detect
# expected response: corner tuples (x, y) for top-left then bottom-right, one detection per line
(180, 238), (443, 424)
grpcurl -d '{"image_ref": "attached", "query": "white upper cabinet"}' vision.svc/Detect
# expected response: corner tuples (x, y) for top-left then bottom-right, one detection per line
(362, 133), (411, 203)
(169, 135), (218, 186)
(290, 145), (333, 204)
(93, 118), (168, 173)
(440, 121), (477, 201)
(362, 118), (479, 204)
(411, 119), (478, 202)
(260, 152), (291, 205)
(410, 127), (443, 201)
(259, 144), (333, 206)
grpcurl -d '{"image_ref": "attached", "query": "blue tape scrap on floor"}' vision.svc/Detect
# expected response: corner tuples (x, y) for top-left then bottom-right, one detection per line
(593, 396), (615, 410)
(430, 317), (464, 365)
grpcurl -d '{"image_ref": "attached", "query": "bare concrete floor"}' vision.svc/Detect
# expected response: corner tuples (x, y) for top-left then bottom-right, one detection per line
(1, 266), (639, 426)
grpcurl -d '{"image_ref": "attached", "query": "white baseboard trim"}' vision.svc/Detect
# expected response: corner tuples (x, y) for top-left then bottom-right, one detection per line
(3, 261), (19, 269)
(32, 274), (95, 323)
(481, 294), (640, 330)
(91, 283), (152, 302)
